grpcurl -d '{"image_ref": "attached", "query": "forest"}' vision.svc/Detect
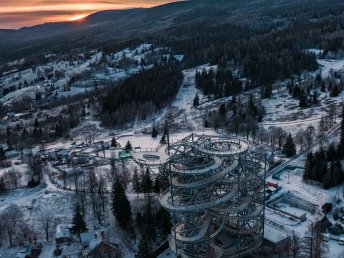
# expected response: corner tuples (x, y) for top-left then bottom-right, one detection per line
(101, 62), (183, 127)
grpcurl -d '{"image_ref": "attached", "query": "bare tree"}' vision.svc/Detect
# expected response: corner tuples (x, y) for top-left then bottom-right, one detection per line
(303, 220), (327, 258)
(86, 169), (98, 214)
(0, 204), (24, 246)
(256, 127), (268, 144)
(17, 221), (35, 245)
(295, 129), (305, 151)
(268, 126), (279, 148)
(4, 168), (22, 189)
(305, 125), (315, 150)
(275, 127), (287, 150)
(289, 231), (302, 258)
(37, 209), (55, 242)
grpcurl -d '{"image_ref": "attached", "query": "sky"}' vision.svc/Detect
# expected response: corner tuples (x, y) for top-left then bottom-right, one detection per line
(0, 0), (179, 29)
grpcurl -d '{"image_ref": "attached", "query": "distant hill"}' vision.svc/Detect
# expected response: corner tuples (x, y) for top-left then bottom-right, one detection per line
(0, 0), (342, 60)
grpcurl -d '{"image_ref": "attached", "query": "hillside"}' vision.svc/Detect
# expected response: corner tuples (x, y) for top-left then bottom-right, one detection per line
(1, 0), (343, 61)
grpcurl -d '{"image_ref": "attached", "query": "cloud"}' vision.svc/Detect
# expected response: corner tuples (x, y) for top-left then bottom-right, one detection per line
(0, 0), (179, 28)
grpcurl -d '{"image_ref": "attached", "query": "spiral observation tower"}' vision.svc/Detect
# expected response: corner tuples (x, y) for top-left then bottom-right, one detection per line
(133, 134), (266, 258)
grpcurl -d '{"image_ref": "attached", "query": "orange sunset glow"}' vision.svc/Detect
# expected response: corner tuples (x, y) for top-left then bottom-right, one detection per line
(0, 0), (180, 29)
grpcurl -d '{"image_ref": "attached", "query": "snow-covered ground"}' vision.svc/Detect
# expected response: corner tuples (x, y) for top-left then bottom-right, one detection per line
(0, 43), (171, 106)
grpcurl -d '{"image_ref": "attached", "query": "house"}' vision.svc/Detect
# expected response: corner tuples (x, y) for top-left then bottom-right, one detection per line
(86, 241), (121, 258)
(80, 232), (94, 248)
(55, 224), (73, 244)
(5, 150), (20, 159)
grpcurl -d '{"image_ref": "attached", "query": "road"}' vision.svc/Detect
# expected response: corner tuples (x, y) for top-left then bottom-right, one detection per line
(266, 122), (341, 178)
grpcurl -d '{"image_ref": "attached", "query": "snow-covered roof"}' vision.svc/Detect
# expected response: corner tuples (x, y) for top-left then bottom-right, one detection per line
(264, 224), (289, 243)
(55, 224), (72, 239)
(80, 232), (94, 247)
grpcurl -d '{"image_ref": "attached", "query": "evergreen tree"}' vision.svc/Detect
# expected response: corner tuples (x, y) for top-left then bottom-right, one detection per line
(312, 91), (318, 104)
(326, 143), (336, 161)
(33, 118), (40, 128)
(124, 140), (133, 151)
(112, 179), (132, 228)
(155, 207), (172, 237)
(303, 152), (313, 180)
(321, 81), (326, 92)
(0, 177), (6, 193)
(0, 147), (6, 161)
(262, 84), (272, 99)
(136, 236), (152, 258)
(72, 203), (87, 241)
(132, 167), (141, 197)
(193, 94), (200, 107)
(299, 95), (307, 107)
(160, 134), (166, 144)
(153, 178), (160, 193)
(143, 200), (156, 246)
(111, 137), (118, 148)
(151, 124), (158, 138)
(330, 84), (339, 97)
(340, 111), (344, 158)
(282, 133), (296, 157)
(143, 168), (153, 197)
(248, 93), (257, 115)
(218, 103), (226, 116)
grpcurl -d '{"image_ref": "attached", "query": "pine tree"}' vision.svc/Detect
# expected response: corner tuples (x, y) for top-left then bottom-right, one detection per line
(143, 200), (156, 246)
(153, 178), (160, 193)
(193, 94), (200, 107)
(248, 93), (257, 115)
(132, 167), (141, 197)
(112, 179), (132, 228)
(151, 124), (158, 138)
(72, 203), (87, 241)
(299, 95), (307, 108)
(136, 236), (152, 258)
(155, 207), (171, 237)
(124, 140), (133, 151)
(282, 133), (296, 157)
(340, 111), (344, 159)
(0, 177), (6, 193)
(326, 143), (336, 162)
(262, 84), (272, 99)
(218, 103), (226, 116)
(143, 168), (153, 197)
(330, 84), (339, 97)
(111, 137), (118, 148)
(33, 118), (40, 128)
(160, 134), (166, 144)
(303, 152), (313, 180)
(0, 147), (6, 161)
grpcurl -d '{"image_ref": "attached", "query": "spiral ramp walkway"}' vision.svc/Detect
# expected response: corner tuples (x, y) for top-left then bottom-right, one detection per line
(134, 134), (266, 258)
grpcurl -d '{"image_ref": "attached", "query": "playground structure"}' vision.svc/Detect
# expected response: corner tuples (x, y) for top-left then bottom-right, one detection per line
(133, 134), (266, 258)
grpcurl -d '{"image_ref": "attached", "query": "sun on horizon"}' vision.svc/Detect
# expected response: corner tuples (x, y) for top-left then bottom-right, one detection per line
(70, 14), (89, 21)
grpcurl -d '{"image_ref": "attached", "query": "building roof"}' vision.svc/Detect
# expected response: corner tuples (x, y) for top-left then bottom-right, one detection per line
(80, 232), (94, 247)
(55, 224), (72, 239)
(264, 224), (289, 243)
(87, 241), (120, 257)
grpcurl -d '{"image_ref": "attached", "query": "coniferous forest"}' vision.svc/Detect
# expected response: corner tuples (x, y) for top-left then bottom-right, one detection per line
(101, 63), (183, 127)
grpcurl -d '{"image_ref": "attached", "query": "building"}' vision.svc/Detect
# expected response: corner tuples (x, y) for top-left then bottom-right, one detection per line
(5, 150), (20, 159)
(85, 241), (121, 258)
(80, 232), (94, 248)
(264, 224), (290, 251)
(55, 224), (73, 244)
